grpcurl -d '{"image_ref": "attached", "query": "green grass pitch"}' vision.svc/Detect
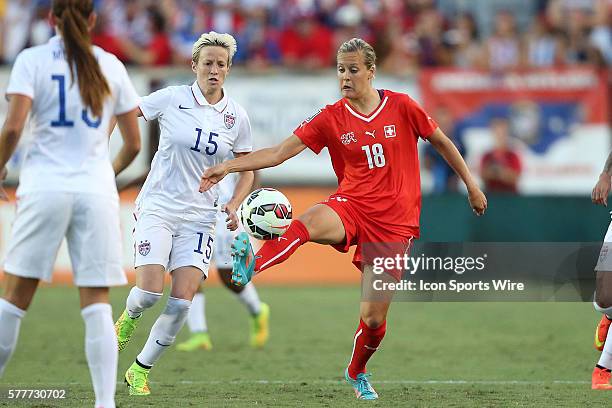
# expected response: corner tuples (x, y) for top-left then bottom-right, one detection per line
(1, 286), (610, 407)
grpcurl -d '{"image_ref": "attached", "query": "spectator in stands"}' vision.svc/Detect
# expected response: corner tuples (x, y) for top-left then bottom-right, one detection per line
(119, 6), (173, 66)
(2, 0), (32, 63)
(589, 0), (611, 65)
(234, 5), (281, 69)
(485, 10), (521, 71)
(446, 12), (485, 68)
(279, 11), (333, 69)
(92, 9), (128, 62)
(412, 7), (450, 67)
(524, 17), (564, 67)
(424, 106), (464, 193)
(480, 117), (522, 194)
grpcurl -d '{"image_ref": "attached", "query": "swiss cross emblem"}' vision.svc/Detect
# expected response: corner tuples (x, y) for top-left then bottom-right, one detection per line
(384, 125), (396, 138)
(224, 113), (236, 129)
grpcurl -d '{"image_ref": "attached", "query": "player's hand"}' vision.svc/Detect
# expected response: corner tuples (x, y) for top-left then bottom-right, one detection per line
(468, 186), (487, 216)
(200, 163), (229, 192)
(0, 167), (9, 201)
(222, 203), (239, 231)
(592, 173), (611, 206)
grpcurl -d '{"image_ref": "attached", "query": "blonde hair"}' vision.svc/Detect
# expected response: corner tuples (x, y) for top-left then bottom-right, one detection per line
(192, 31), (238, 65)
(337, 38), (376, 70)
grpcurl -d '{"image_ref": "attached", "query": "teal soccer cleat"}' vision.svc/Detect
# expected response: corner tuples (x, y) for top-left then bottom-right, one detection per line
(344, 368), (379, 400)
(231, 232), (256, 286)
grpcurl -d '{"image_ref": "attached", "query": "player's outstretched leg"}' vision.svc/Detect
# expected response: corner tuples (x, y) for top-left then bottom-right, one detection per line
(177, 291), (212, 351)
(231, 220), (311, 286)
(115, 286), (162, 351)
(593, 300), (612, 389)
(125, 296), (191, 396)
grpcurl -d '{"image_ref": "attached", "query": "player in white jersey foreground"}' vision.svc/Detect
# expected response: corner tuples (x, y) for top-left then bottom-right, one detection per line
(177, 172), (270, 352)
(113, 32), (254, 396)
(591, 150), (612, 389)
(0, 1), (141, 407)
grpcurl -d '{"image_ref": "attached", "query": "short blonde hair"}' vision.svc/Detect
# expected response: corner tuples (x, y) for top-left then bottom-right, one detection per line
(192, 31), (238, 65)
(337, 38), (376, 70)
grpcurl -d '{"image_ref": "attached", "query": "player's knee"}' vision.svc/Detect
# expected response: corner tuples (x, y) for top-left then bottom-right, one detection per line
(595, 299), (612, 314)
(360, 312), (387, 329)
(129, 286), (162, 310)
(164, 297), (191, 319)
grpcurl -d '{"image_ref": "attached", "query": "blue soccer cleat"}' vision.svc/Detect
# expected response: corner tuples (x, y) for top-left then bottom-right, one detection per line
(344, 368), (379, 400)
(231, 232), (256, 286)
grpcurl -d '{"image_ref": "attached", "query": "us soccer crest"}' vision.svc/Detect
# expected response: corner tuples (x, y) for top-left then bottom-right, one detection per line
(138, 240), (151, 256)
(224, 113), (236, 129)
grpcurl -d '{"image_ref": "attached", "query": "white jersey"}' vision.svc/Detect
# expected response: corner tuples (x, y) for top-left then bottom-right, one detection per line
(5, 35), (139, 198)
(136, 82), (252, 222)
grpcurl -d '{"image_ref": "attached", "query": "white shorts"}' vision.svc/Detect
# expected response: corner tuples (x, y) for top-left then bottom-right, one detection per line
(213, 214), (242, 269)
(596, 220), (612, 271)
(133, 211), (215, 276)
(4, 192), (126, 286)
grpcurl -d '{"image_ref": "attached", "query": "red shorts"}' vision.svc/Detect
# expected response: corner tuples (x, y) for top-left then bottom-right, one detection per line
(322, 195), (416, 281)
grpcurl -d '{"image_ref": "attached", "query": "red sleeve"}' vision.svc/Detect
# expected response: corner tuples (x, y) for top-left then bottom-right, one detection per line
(293, 108), (329, 154)
(404, 96), (438, 140)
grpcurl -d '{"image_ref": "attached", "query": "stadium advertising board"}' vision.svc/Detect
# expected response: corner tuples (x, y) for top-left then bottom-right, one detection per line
(420, 68), (610, 194)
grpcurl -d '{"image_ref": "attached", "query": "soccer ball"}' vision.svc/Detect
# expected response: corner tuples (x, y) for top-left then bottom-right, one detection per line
(239, 188), (292, 240)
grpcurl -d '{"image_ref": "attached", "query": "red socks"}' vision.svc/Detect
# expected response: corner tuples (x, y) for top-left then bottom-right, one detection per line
(347, 319), (387, 379)
(254, 220), (310, 272)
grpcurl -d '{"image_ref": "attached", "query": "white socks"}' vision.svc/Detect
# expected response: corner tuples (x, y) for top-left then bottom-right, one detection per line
(236, 283), (262, 316)
(186, 293), (208, 333)
(0, 298), (25, 378)
(137, 297), (191, 367)
(126, 286), (162, 318)
(81, 303), (117, 408)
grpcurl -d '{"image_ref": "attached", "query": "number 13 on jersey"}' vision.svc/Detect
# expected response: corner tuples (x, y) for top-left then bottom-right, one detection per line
(362, 143), (386, 169)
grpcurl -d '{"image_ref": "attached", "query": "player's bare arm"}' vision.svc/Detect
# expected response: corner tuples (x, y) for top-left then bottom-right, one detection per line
(199, 134), (306, 192)
(592, 150), (612, 206)
(0, 94), (32, 201)
(428, 127), (487, 215)
(111, 107), (141, 177)
(223, 152), (255, 230)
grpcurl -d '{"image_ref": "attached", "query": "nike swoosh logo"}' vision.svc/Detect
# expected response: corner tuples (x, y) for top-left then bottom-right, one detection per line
(155, 340), (171, 347)
(364, 345), (378, 350)
(178, 105), (192, 110)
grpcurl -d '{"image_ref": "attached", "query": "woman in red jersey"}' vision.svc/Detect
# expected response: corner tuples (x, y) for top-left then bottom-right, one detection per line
(200, 38), (487, 400)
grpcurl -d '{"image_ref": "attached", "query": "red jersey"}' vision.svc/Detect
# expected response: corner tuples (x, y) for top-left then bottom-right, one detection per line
(293, 90), (438, 237)
(480, 149), (522, 193)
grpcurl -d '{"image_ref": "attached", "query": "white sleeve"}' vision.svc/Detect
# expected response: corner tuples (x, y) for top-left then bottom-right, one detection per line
(139, 87), (173, 121)
(5, 50), (35, 100)
(233, 108), (253, 154)
(113, 61), (139, 115)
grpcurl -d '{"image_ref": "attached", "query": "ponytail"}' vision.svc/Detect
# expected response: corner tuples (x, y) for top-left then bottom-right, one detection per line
(53, 0), (110, 117)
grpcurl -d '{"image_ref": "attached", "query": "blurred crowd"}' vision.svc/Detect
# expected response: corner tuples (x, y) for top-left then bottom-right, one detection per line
(0, 0), (609, 73)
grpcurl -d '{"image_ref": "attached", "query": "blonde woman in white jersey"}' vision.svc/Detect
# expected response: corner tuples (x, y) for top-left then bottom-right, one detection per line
(114, 32), (254, 396)
(0, 1), (141, 408)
